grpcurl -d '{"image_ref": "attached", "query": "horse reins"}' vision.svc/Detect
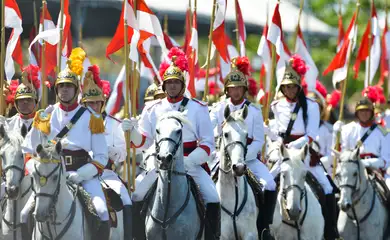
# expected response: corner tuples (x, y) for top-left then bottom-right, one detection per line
(280, 158), (308, 240)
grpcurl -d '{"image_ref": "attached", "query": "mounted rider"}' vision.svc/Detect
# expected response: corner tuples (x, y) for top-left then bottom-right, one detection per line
(5, 64), (41, 132)
(334, 87), (390, 188)
(21, 48), (111, 240)
(209, 56), (277, 239)
(80, 64), (132, 240)
(267, 55), (340, 240)
(121, 47), (220, 240)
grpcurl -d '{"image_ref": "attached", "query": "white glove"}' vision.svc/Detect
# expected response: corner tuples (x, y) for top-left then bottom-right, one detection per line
(44, 104), (55, 114)
(263, 124), (279, 141)
(287, 136), (309, 149)
(121, 117), (138, 131)
(184, 147), (208, 170)
(361, 158), (386, 170)
(68, 163), (98, 184)
(108, 146), (124, 163)
(333, 120), (345, 133)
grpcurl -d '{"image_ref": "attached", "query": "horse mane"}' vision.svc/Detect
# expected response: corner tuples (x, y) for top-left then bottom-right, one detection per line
(0, 129), (24, 154)
(158, 111), (193, 129)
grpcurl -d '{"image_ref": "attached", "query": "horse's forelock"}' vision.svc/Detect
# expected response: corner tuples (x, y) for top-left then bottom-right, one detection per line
(158, 112), (192, 130)
(339, 150), (358, 163)
(0, 129), (24, 155)
(285, 148), (306, 170)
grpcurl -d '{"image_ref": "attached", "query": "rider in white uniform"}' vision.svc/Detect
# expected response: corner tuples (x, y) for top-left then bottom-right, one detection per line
(209, 57), (276, 239)
(22, 49), (110, 240)
(81, 65), (132, 240)
(268, 56), (340, 240)
(122, 50), (220, 240)
(334, 96), (390, 187)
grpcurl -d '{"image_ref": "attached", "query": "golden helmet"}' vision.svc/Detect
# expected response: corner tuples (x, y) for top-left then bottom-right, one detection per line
(15, 64), (41, 101)
(81, 65), (105, 103)
(224, 57), (248, 90)
(154, 84), (166, 100)
(144, 83), (158, 103)
(162, 56), (186, 83)
(280, 55), (307, 87)
(55, 48), (86, 88)
(355, 97), (374, 112)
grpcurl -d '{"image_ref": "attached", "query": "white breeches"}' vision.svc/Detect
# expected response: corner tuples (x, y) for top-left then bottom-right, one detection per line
(246, 160), (276, 191)
(0, 182), (5, 200)
(132, 166), (220, 204)
(82, 177), (109, 221)
(101, 170), (132, 206)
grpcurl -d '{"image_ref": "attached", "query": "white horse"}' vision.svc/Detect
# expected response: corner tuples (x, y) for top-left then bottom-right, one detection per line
(26, 140), (124, 240)
(335, 148), (389, 240)
(217, 105), (258, 240)
(267, 141), (324, 240)
(0, 124), (33, 240)
(145, 112), (201, 240)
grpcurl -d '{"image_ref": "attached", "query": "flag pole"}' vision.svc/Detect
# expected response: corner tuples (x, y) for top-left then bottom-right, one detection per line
(33, 0), (39, 63)
(385, 0), (389, 103)
(40, 0), (48, 108)
(130, 0), (139, 193)
(202, 0), (217, 102)
(366, 0), (374, 87)
(292, 0), (304, 52)
(0, 0), (6, 116)
(57, 0), (65, 77)
(234, 0), (241, 55)
(332, 1), (361, 179)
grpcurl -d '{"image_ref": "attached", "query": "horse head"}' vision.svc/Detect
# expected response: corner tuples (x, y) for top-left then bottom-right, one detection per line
(220, 105), (248, 177)
(279, 144), (308, 221)
(155, 112), (188, 171)
(266, 139), (284, 168)
(335, 148), (365, 212)
(28, 140), (64, 222)
(0, 124), (27, 199)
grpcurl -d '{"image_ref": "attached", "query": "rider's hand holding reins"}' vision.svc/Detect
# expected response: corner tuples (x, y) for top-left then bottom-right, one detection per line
(67, 163), (98, 184)
(184, 147), (208, 170)
(361, 157), (386, 170)
(286, 136), (309, 149)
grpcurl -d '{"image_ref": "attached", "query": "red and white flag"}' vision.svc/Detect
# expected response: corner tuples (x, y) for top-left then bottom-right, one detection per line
(235, 0), (246, 56)
(379, 20), (390, 86)
(163, 32), (180, 50)
(323, 11), (357, 87)
(61, 0), (72, 57)
(220, 34), (239, 80)
(337, 15), (345, 52)
(105, 65), (127, 116)
(183, 7), (192, 54)
(295, 26), (318, 92)
(186, 9), (198, 97)
(211, 0), (229, 63)
(5, 0), (23, 81)
(257, 23), (271, 93)
(267, 3), (291, 85)
(39, 4), (57, 75)
(353, 5), (380, 87)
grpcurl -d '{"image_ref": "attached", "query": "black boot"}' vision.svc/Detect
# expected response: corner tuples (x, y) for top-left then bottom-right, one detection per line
(257, 190), (277, 240)
(205, 202), (221, 240)
(96, 220), (111, 240)
(132, 201), (146, 240)
(324, 194), (341, 240)
(123, 205), (133, 240)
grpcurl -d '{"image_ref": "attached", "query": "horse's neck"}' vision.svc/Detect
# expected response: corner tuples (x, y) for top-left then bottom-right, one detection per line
(218, 150), (235, 184)
(152, 147), (188, 217)
(352, 175), (375, 219)
(3, 176), (32, 224)
(53, 177), (76, 222)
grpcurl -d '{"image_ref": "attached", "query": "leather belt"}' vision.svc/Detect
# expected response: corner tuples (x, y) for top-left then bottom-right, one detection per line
(62, 149), (90, 172)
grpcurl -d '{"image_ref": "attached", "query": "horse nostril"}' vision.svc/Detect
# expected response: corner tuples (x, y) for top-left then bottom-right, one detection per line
(232, 164), (237, 170)
(157, 154), (162, 161)
(345, 203), (351, 209)
(166, 154), (173, 162)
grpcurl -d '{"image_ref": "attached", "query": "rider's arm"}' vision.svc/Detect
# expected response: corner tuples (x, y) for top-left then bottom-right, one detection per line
(380, 133), (390, 168)
(132, 107), (154, 150)
(305, 100), (320, 143)
(196, 105), (215, 159)
(247, 106), (264, 161)
(209, 103), (222, 137)
(112, 120), (127, 163)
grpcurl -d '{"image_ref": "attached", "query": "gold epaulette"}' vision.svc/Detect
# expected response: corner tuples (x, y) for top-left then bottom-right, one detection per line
(87, 108), (105, 134)
(32, 110), (51, 135)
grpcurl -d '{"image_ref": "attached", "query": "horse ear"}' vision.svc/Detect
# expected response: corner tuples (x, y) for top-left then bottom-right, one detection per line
(0, 124), (7, 140)
(20, 124), (28, 138)
(36, 144), (43, 155)
(332, 149), (341, 159)
(55, 141), (62, 154)
(224, 105), (231, 120)
(301, 143), (309, 160)
(241, 105), (248, 120)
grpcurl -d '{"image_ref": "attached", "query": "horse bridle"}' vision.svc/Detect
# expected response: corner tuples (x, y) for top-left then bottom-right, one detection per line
(32, 158), (63, 215)
(1, 147), (25, 184)
(281, 158), (306, 202)
(219, 134), (247, 174)
(337, 159), (365, 204)
(155, 116), (183, 164)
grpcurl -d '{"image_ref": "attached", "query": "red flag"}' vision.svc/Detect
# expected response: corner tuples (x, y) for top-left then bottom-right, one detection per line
(337, 15), (345, 51)
(183, 8), (191, 53)
(235, 0), (246, 56)
(186, 10), (198, 97)
(379, 21), (390, 86)
(212, 0), (229, 62)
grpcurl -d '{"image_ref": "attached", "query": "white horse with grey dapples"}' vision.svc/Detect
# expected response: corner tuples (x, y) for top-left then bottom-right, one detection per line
(217, 105), (258, 240)
(335, 148), (389, 240)
(267, 141), (324, 240)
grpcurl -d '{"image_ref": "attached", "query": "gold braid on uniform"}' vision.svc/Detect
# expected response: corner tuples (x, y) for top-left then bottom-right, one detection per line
(89, 111), (105, 134)
(32, 110), (51, 135)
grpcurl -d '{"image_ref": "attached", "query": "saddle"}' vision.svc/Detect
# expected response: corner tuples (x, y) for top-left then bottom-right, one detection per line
(141, 175), (206, 227)
(366, 168), (390, 213)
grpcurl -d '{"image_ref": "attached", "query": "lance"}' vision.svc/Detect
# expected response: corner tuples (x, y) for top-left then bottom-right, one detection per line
(366, 0), (374, 88)
(40, 0), (48, 108)
(0, 0), (5, 116)
(202, 0), (217, 101)
(234, 0), (241, 55)
(385, 0), (389, 103)
(332, 1), (361, 179)
(56, 0), (65, 77)
(292, 0), (304, 52)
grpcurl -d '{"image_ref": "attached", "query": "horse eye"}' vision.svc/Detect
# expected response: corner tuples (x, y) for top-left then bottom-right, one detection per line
(156, 129), (160, 134)
(353, 172), (358, 177)
(224, 133), (229, 138)
(176, 129), (182, 134)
